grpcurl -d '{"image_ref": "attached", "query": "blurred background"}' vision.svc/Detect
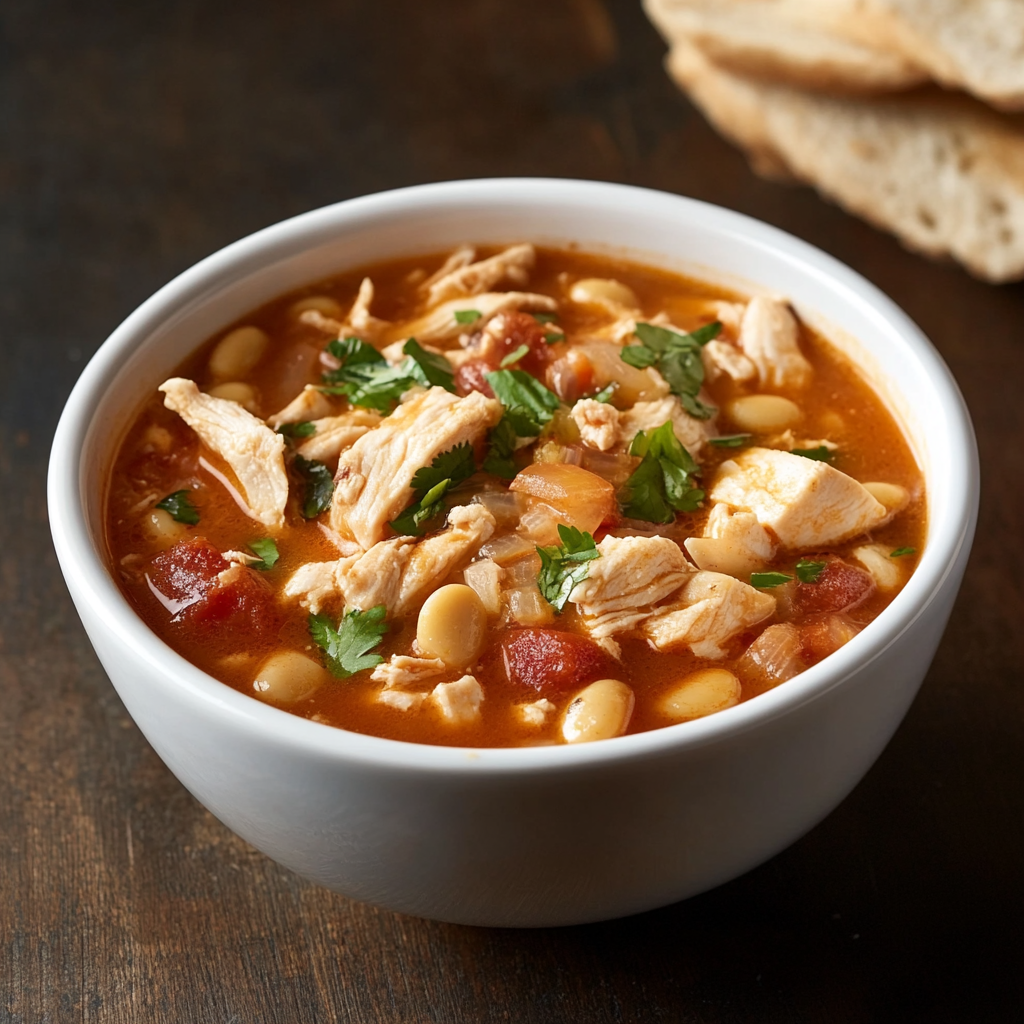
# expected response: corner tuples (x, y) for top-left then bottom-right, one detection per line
(3, 1), (1023, 1020)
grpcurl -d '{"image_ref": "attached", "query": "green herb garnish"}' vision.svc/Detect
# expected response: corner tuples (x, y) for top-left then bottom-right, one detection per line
(589, 383), (617, 404)
(750, 572), (793, 589)
(389, 443), (477, 536)
(309, 606), (388, 678)
(276, 421), (317, 440)
(792, 445), (834, 462)
(620, 321), (720, 420)
(890, 546), (916, 558)
(484, 369), (560, 431)
(543, 332), (565, 344)
(708, 433), (752, 449)
(454, 309), (482, 325)
(537, 524), (600, 613)
(795, 559), (826, 583)
(156, 490), (200, 525)
(531, 312), (559, 324)
(620, 421), (703, 524)
(320, 337), (412, 412)
(401, 338), (456, 392)
(293, 455), (334, 519)
(247, 538), (280, 571)
(500, 343), (531, 368)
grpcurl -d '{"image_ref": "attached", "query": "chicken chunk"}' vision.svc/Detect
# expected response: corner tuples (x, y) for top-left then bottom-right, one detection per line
(371, 654), (447, 688)
(571, 399), (621, 451)
(737, 296), (813, 391)
(330, 387), (502, 549)
(267, 385), (336, 427)
(400, 292), (557, 344)
(348, 277), (390, 340)
(684, 503), (777, 578)
(430, 674), (484, 724)
(425, 244), (535, 306)
(569, 535), (692, 638)
(619, 396), (712, 459)
(514, 698), (556, 727)
(643, 572), (776, 659)
(284, 504), (496, 614)
(294, 410), (381, 465)
(159, 377), (289, 529)
(709, 447), (888, 550)
(702, 339), (757, 384)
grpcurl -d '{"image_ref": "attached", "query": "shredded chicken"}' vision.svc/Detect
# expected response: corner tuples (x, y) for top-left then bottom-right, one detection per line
(710, 447), (888, 549)
(430, 674), (484, 724)
(159, 377), (289, 529)
(571, 398), (621, 451)
(702, 338), (757, 384)
(295, 410), (381, 464)
(371, 654), (447, 688)
(569, 535), (692, 638)
(400, 291), (558, 344)
(378, 690), (427, 712)
(683, 503), (777, 578)
(619, 396), (712, 459)
(515, 698), (556, 727)
(643, 572), (776, 659)
(348, 277), (390, 340)
(330, 387), (502, 549)
(425, 244), (535, 306)
(737, 296), (813, 391)
(420, 247), (476, 292)
(268, 385), (335, 427)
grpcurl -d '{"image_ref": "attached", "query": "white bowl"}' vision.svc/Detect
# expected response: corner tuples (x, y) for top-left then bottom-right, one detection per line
(48, 179), (978, 927)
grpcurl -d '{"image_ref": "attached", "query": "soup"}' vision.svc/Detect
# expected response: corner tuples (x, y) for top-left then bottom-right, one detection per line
(105, 245), (924, 747)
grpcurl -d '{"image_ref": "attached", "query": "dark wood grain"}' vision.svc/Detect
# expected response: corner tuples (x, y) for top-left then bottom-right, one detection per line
(3, 0), (1023, 1020)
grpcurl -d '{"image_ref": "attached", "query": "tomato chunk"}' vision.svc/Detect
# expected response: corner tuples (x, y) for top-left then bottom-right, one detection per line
(455, 359), (496, 398)
(491, 310), (553, 377)
(502, 628), (613, 695)
(148, 538), (227, 606)
(792, 559), (875, 616)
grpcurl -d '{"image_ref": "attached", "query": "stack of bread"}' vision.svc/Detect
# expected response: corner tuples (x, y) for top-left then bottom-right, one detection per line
(644, 0), (1024, 282)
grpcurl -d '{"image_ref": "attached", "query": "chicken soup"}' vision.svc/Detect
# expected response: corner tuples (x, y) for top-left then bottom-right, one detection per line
(105, 245), (925, 747)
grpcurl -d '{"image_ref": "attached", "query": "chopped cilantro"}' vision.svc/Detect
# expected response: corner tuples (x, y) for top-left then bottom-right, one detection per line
(708, 433), (752, 449)
(390, 443), (477, 536)
(248, 538), (280, 571)
(156, 490), (199, 525)
(619, 421), (703, 524)
(484, 369), (560, 431)
(795, 559), (826, 583)
(531, 312), (559, 324)
(276, 421), (316, 440)
(792, 445), (834, 462)
(320, 336), (413, 413)
(309, 606), (388, 678)
(401, 338), (456, 392)
(620, 321), (720, 420)
(500, 343), (531, 368)
(454, 309), (482, 325)
(537, 524), (600, 613)
(588, 383), (617, 404)
(293, 455), (334, 519)
(543, 332), (565, 344)
(750, 572), (793, 589)
(481, 414), (520, 479)
(890, 546), (916, 558)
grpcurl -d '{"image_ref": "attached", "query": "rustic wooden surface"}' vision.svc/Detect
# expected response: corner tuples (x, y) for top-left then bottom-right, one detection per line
(3, 0), (1023, 1020)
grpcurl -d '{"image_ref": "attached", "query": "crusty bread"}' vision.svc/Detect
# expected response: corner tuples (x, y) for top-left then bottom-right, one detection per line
(643, 0), (927, 94)
(665, 40), (1024, 282)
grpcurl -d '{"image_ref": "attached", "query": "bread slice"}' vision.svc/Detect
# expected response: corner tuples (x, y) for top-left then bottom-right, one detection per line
(853, 0), (1024, 111)
(665, 40), (1024, 282)
(643, 0), (928, 95)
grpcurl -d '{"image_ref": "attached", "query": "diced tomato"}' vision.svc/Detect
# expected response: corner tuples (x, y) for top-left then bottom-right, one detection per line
(792, 559), (875, 616)
(455, 359), (496, 398)
(492, 311), (554, 377)
(502, 628), (613, 695)
(148, 538), (228, 605)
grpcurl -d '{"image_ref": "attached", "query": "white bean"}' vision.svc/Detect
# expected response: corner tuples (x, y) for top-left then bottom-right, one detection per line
(851, 543), (900, 590)
(416, 584), (487, 667)
(862, 481), (909, 514)
(562, 678), (634, 744)
(208, 325), (269, 381)
(660, 668), (741, 722)
(727, 394), (801, 432)
(207, 381), (258, 412)
(569, 277), (638, 310)
(141, 507), (186, 547)
(252, 651), (327, 705)
(289, 295), (343, 318)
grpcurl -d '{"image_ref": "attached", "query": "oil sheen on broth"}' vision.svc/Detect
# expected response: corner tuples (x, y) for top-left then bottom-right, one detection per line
(105, 245), (925, 748)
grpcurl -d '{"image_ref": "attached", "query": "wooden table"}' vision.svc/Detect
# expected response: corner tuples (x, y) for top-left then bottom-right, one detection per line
(4, 1), (1022, 1019)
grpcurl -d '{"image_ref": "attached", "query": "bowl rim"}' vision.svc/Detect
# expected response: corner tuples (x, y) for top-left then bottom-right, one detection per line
(47, 177), (979, 776)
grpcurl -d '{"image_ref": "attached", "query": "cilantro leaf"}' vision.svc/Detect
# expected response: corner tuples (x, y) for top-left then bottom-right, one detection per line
(708, 433), (752, 448)
(276, 421), (316, 440)
(156, 490), (199, 525)
(500, 343), (531, 368)
(248, 538), (280, 571)
(588, 383), (617, 404)
(531, 312), (559, 324)
(402, 338), (456, 392)
(293, 454), (334, 518)
(750, 572), (793, 589)
(390, 443), (477, 536)
(621, 321), (721, 421)
(890, 546), (916, 558)
(792, 446), (834, 462)
(484, 369), (560, 430)
(482, 414), (521, 479)
(320, 336), (415, 412)
(795, 559), (825, 583)
(536, 524), (600, 613)
(544, 332), (565, 344)
(454, 309), (482, 325)
(619, 421), (703, 523)
(323, 336), (387, 373)
(309, 606), (388, 678)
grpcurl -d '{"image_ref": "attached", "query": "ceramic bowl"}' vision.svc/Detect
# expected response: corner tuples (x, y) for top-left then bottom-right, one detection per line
(48, 179), (978, 927)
